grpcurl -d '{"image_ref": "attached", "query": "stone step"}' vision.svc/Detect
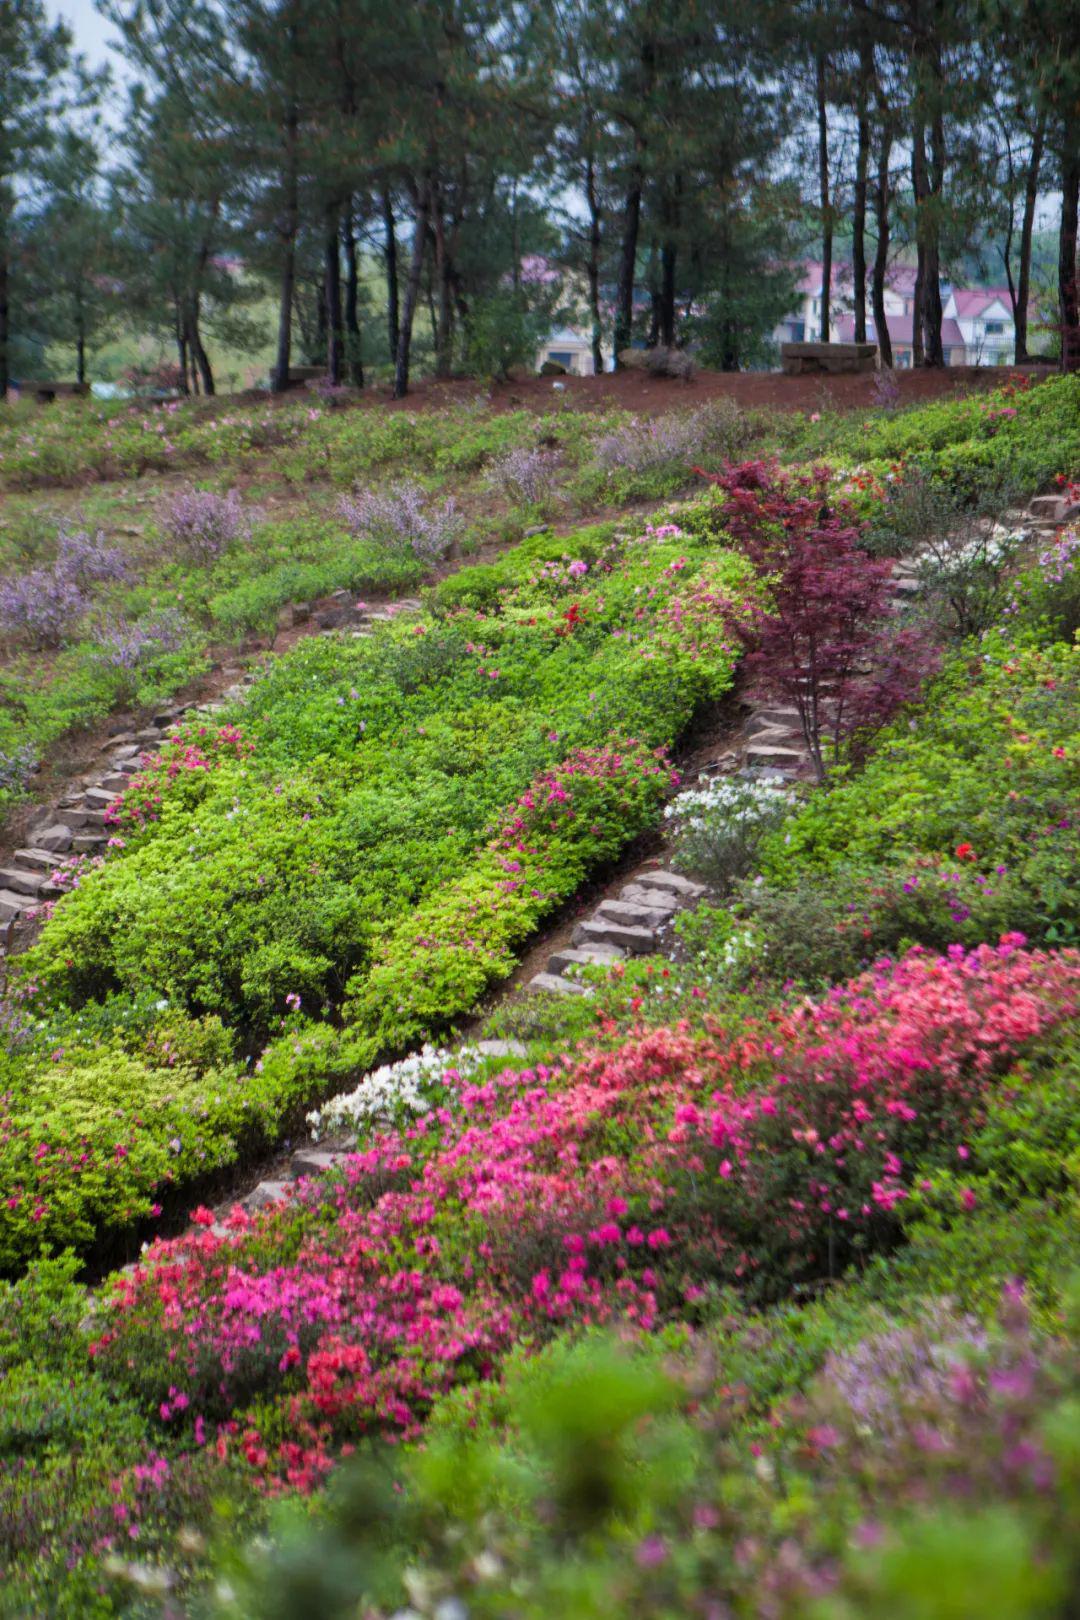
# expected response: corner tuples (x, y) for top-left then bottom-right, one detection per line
(1028, 494), (1068, 521)
(891, 576), (922, 595)
(0, 866), (46, 897)
(634, 869), (707, 900)
(111, 758), (142, 776)
(290, 1148), (346, 1180)
(27, 823), (73, 853)
(83, 787), (117, 810)
(547, 943), (625, 976)
(78, 809), (111, 829)
(619, 885), (679, 916)
(596, 897), (672, 929)
(72, 832), (109, 854)
(11, 848), (64, 874)
(0, 891), (31, 923)
(745, 740), (807, 770)
(97, 772), (129, 793)
(242, 1180), (291, 1211)
(475, 1038), (529, 1058)
(573, 918), (657, 955)
(109, 743), (141, 761)
(529, 971), (590, 996)
(131, 728), (163, 744)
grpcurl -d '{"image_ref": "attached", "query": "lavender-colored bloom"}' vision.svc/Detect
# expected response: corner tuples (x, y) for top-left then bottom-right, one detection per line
(96, 608), (189, 670)
(818, 1302), (988, 1443)
(55, 527), (129, 586)
(160, 488), (252, 565)
(0, 567), (86, 646)
(339, 480), (463, 561)
(0, 742), (38, 795)
(488, 445), (560, 506)
(595, 399), (748, 478)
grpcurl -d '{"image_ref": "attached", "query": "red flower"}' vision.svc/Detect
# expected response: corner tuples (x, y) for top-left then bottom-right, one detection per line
(955, 842), (976, 861)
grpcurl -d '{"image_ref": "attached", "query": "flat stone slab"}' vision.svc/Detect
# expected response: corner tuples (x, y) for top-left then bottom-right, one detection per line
(635, 870), (706, 899)
(547, 943), (625, 975)
(475, 1039), (529, 1058)
(290, 1148), (346, 1180)
(72, 833), (109, 853)
(12, 848), (64, 874)
(574, 918), (657, 955)
(243, 1180), (292, 1211)
(619, 882), (678, 911)
(529, 971), (590, 996)
(30, 824), (73, 852)
(0, 891), (31, 923)
(595, 897), (671, 929)
(0, 866), (46, 896)
(745, 741), (807, 769)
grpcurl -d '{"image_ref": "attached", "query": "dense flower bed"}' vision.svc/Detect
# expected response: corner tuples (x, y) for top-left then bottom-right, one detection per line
(89, 938), (1080, 1493)
(0, 524), (748, 1265)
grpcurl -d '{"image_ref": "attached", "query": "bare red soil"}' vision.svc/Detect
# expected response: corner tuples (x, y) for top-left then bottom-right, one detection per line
(242, 362), (1055, 418)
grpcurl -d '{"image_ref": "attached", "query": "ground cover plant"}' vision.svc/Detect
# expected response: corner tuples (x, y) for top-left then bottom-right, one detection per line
(0, 519), (749, 1266)
(1, 377), (1079, 1617)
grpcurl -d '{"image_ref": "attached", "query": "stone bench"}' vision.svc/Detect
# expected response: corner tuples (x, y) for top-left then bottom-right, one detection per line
(30, 381), (91, 403)
(780, 342), (878, 376)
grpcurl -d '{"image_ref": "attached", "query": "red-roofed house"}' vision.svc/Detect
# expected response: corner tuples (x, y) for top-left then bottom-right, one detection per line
(776, 261), (1021, 367)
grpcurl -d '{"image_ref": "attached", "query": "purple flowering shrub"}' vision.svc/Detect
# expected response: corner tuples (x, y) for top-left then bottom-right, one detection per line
(595, 399), (749, 478)
(96, 609), (190, 673)
(339, 480), (464, 561)
(0, 567), (86, 646)
(159, 488), (252, 566)
(0, 527), (129, 648)
(488, 445), (560, 507)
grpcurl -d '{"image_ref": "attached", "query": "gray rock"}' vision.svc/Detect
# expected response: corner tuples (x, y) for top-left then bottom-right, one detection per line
(634, 870), (706, 899)
(596, 896), (672, 929)
(573, 918), (656, 955)
(11, 849), (64, 874)
(243, 1180), (291, 1211)
(0, 890), (30, 923)
(475, 1039), (529, 1058)
(547, 943), (624, 975)
(31, 824), (73, 853)
(529, 971), (591, 996)
(0, 866), (46, 896)
(290, 1148), (346, 1181)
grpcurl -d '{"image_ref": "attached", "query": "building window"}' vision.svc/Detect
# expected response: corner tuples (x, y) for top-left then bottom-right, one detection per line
(548, 352), (574, 368)
(985, 320), (1004, 335)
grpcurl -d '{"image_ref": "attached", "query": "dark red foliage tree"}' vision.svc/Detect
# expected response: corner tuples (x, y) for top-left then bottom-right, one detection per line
(697, 459), (940, 781)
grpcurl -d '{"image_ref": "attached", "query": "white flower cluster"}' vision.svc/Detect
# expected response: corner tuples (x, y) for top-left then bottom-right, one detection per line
(307, 1042), (493, 1142)
(664, 776), (791, 834)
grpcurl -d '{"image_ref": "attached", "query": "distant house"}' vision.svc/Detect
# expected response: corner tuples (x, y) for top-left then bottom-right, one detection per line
(535, 323), (598, 375)
(778, 262), (1022, 367)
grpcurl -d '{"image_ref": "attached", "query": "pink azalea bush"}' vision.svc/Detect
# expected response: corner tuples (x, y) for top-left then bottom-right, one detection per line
(91, 935), (1080, 1493)
(105, 722), (253, 835)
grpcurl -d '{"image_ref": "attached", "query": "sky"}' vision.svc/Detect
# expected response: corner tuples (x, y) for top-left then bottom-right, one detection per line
(43, 0), (125, 73)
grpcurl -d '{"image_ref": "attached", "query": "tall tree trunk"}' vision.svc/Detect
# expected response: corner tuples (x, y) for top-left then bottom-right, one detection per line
(613, 166), (642, 364)
(76, 331), (86, 387)
(1060, 145), (1080, 373)
(342, 208), (363, 386)
(175, 306), (190, 396)
(272, 105), (299, 394)
(1015, 112), (1046, 362)
(911, 122), (927, 367)
(872, 121), (893, 368)
(852, 45), (873, 344)
(0, 228), (8, 400)
(584, 145), (603, 374)
(324, 215), (343, 385)
(660, 237), (677, 347)
(433, 192), (453, 378)
(922, 102), (945, 366)
(816, 51), (832, 342)
(381, 186), (400, 365)
(189, 302), (214, 396)
(394, 179), (431, 399)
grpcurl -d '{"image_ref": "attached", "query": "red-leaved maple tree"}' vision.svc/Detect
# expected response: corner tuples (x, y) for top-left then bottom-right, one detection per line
(696, 459), (940, 780)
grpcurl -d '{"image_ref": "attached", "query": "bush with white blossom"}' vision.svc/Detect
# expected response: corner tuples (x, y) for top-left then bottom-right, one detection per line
(307, 1042), (495, 1141)
(664, 776), (792, 890)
